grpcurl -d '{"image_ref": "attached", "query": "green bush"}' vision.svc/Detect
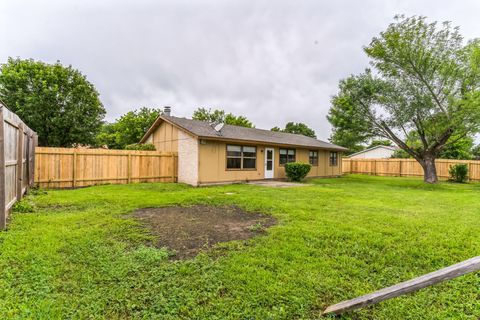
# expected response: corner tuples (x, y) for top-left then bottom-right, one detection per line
(448, 163), (469, 183)
(284, 162), (311, 182)
(125, 143), (156, 151)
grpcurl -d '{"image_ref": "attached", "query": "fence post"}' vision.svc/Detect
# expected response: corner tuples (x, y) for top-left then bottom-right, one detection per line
(373, 160), (377, 176)
(399, 159), (403, 177)
(72, 149), (77, 188)
(0, 108), (6, 230)
(16, 123), (24, 200)
(127, 153), (132, 184)
(469, 162), (473, 181)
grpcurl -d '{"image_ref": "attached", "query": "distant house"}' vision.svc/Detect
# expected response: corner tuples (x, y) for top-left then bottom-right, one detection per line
(140, 107), (347, 186)
(348, 145), (398, 159)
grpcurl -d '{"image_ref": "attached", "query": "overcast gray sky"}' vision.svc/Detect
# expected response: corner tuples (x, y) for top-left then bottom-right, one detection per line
(1, 0), (479, 140)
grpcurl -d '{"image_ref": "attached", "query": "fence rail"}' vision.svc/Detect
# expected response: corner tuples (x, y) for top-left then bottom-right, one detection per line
(35, 147), (177, 189)
(342, 158), (480, 181)
(0, 104), (38, 230)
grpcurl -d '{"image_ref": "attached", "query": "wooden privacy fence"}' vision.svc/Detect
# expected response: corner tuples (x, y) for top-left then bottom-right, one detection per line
(343, 158), (480, 181)
(0, 104), (38, 230)
(35, 147), (177, 189)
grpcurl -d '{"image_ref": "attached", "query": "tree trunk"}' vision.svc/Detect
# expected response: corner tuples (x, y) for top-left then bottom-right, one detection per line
(419, 156), (438, 184)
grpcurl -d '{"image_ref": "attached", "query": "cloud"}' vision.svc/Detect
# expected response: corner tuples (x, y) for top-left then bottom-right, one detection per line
(1, 0), (479, 140)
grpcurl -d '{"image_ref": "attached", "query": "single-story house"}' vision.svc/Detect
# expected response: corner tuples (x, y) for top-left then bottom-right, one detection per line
(348, 145), (398, 159)
(140, 107), (347, 186)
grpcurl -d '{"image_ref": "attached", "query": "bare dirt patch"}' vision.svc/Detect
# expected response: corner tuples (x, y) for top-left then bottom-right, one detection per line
(132, 205), (276, 259)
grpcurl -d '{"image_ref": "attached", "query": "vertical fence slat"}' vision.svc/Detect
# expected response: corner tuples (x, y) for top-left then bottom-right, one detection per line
(72, 149), (77, 188)
(16, 123), (24, 200)
(0, 108), (6, 230)
(127, 153), (131, 184)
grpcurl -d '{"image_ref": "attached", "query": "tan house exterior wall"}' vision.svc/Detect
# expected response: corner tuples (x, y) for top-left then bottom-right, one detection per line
(177, 130), (199, 185)
(144, 121), (342, 186)
(198, 140), (266, 184)
(274, 148), (342, 179)
(197, 140), (342, 185)
(151, 121), (180, 152)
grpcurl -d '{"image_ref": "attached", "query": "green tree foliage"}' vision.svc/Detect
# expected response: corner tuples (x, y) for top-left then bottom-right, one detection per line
(472, 144), (480, 160)
(367, 140), (393, 149)
(271, 122), (316, 138)
(0, 58), (105, 147)
(192, 108), (254, 128)
(96, 107), (161, 149)
(328, 16), (480, 183)
(328, 91), (374, 153)
(439, 135), (474, 159)
(391, 133), (474, 160)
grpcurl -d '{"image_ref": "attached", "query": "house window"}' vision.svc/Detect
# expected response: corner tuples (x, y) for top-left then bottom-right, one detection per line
(309, 150), (318, 166)
(329, 152), (338, 166)
(226, 145), (256, 170)
(279, 148), (296, 165)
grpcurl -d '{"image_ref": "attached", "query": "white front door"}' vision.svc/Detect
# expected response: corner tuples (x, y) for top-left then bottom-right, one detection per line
(264, 148), (274, 179)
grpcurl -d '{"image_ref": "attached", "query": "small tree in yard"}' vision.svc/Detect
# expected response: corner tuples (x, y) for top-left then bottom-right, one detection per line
(284, 162), (311, 182)
(328, 16), (480, 183)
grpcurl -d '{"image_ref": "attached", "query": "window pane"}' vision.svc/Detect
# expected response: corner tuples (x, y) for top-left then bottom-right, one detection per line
(227, 145), (241, 157)
(266, 149), (273, 160)
(279, 154), (287, 165)
(243, 158), (256, 169)
(309, 150), (318, 165)
(227, 157), (241, 169)
(266, 160), (273, 170)
(243, 146), (256, 158)
(288, 154), (295, 163)
(288, 149), (295, 156)
(330, 152), (338, 166)
(279, 149), (287, 155)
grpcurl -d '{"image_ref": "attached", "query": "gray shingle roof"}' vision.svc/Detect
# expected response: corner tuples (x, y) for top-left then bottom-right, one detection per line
(144, 115), (347, 151)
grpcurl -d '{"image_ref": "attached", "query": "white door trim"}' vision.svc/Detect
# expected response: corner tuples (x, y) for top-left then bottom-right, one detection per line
(264, 147), (274, 179)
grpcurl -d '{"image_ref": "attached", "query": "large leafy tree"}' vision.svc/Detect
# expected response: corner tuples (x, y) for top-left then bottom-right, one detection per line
(328, 16), (480, 183)
(271, 122), (316, 138)
(192, 108), (254, 128)
(96, 107), (161, 149)
(0, 58), (105, 147)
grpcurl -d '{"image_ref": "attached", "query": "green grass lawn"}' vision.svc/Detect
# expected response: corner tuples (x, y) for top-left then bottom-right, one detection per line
(0, 175), (479, 319)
